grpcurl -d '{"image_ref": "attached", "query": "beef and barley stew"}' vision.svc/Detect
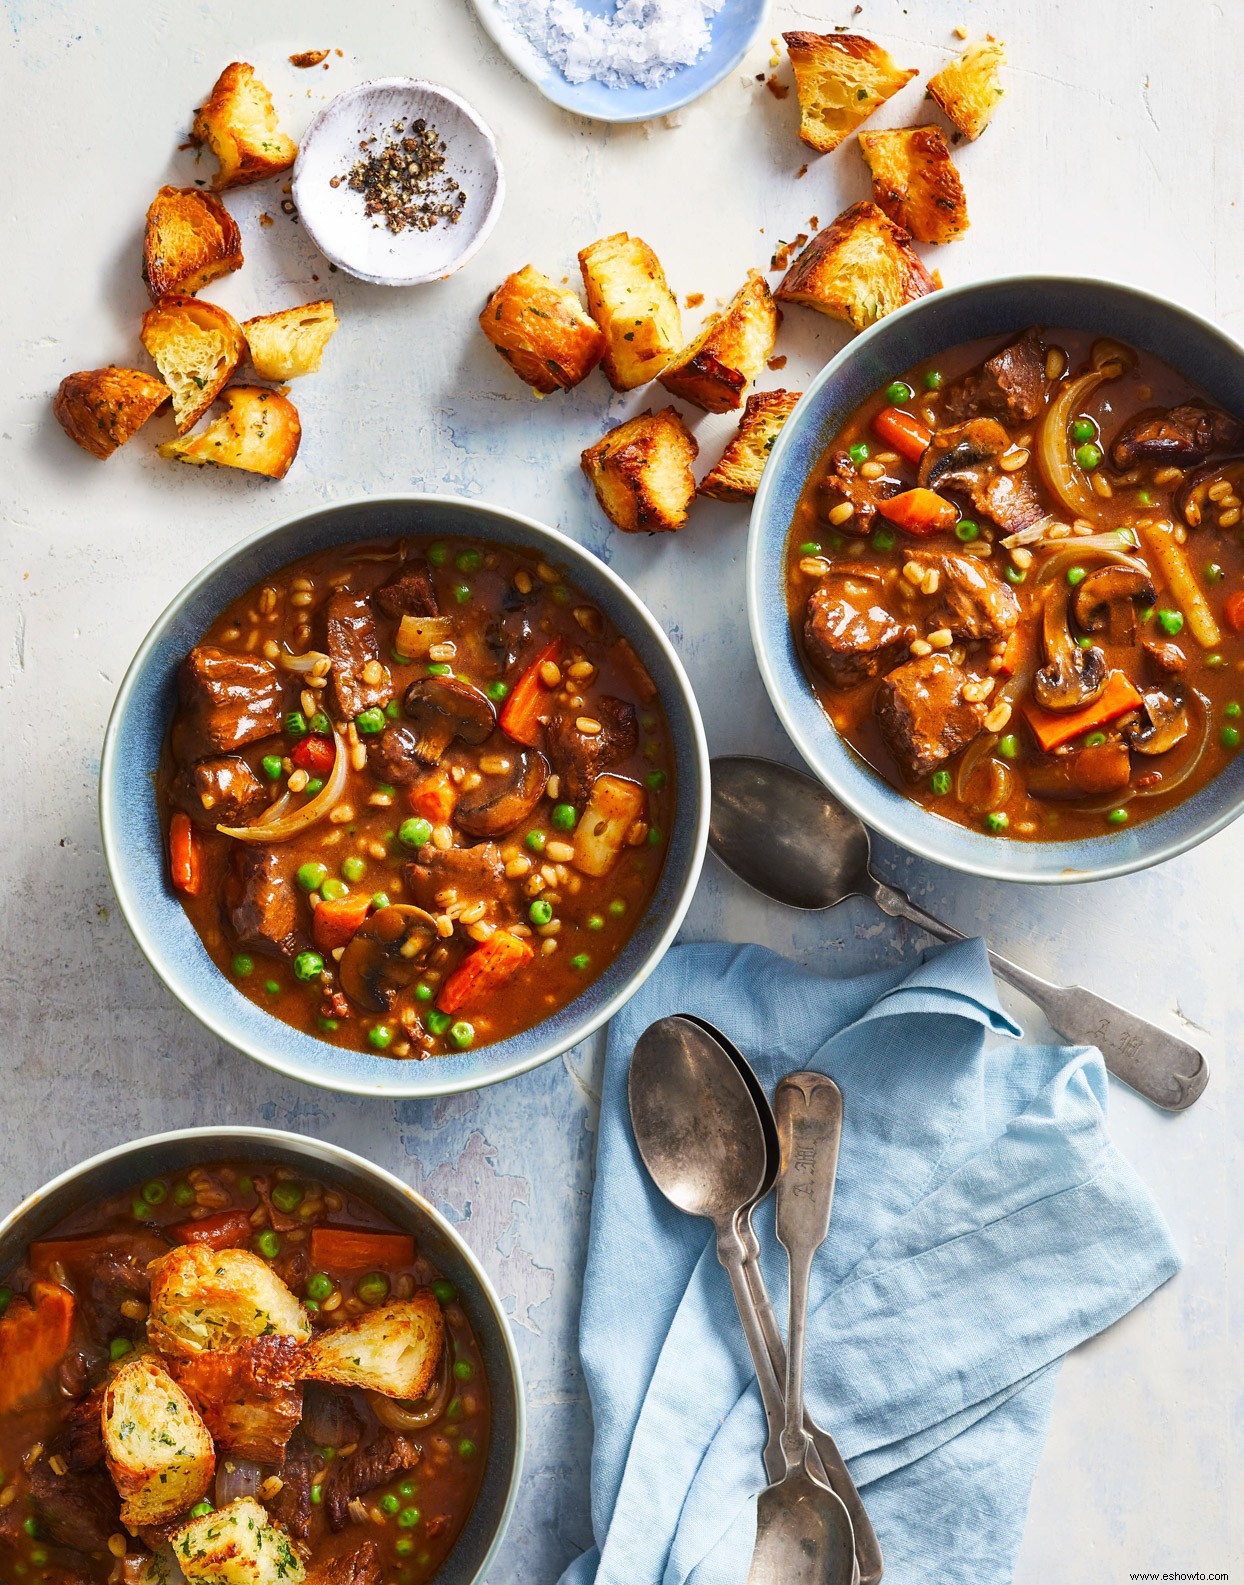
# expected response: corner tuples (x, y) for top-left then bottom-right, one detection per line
(160, 537), (673, 1057)
(0, 1160), (489, 1585)
(787, 327), (1244, 839)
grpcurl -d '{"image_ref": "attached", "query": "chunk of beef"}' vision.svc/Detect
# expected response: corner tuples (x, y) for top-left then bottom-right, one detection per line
(49, 1387), (106, 1473)
(404, 842), (510, 916)
(170, 1335), (303, 1464)
(268, 1432), (314, 1542)
(546, 696), (638, 804)
(941, 328), (1046, 425)
(373, 563), (438, 620)
(368, 725), (425, 786)
(818, 449), (898, 528)
(224, 846), (304, 959)
(804, 583), (914, 689)
(875, 654), (986, 781)
(305, 1539), (383, 1585)
(177, 647), (285, 757)
(326, 592), (392, 721)
(1142, 637), (1187, 675)
(87, 1252), (151, 1342)
(917, 418), (1046, 533)
(485, 601), (535, 672)
(27, 1460), (120, 1555)
(172, 755), (267, 827)
(905, 551), (1020, 642)
(1110, 402), (1244, 470)
(322, 1428), (422, 1532)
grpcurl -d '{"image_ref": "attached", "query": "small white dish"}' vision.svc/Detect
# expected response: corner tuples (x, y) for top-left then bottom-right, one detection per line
(292, 77), (504, 286)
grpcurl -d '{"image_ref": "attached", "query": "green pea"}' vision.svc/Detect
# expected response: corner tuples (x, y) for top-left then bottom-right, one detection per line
(23, 1517), (38, 1537)
(524, 830), (546, 853)
(608, 899), (626, 917)
(109, 1336), (132, 1361)
(1157, 609), (1184, 636)
(454, 1359), (473, 1381)
(297, 861), (328, 892)
(355, 708), (386, 736)
(1070, 418), (1096, 443)
(426, 1010), (452, 1037)
(232, 954), (256, 981)
(256, 1231), (281, 1260)
(848, 441), (870, 466)
(141, 1179), (166, 1206)
(885, 380), (913, 405)
(1136, 490), (1154, 506)
(571, 953), (590, 971)
(1083, 731), (1108, 748)
(1225, 701), (1241, 718)
(1066, 566), (1087, 587)
(132, 1198), (153, 1220)
(528, 897), (553, 926)
(1005, 566), (1026, 585)
(385, 700), (401, 720)
(304, 777), (325, 796)
(294, 951), (324, 982)
(426, 662), (453, 677)
(371, 892), (391, 909)
(398, 1504), (422, 1527)
(368, 1025), (394, 1051)
(261, 754), (283, 780)
(341, 856), (366, 882)
(414, 982), (433, 1002)
(452, 583), (472, 605)
(458, 1439), (477, 1459)
(320, 877), (348, 901)
(381, 1494), (400, 1515)
(486, 680), (510, 703)
(305, 1299), (319, 1312)
(984, 812), (1009, 834)
(1074, 442), (1102, 471)
(173, 1181), (196, 1207)
(311, 1484), (324, 1506)
(306, 1272), (333, 1302)
(265, 979), (281, 996)
(317, 1016), (339, 1032)
(31, 1549), (48, 1566)
(646, 827), (663, 846)
(1222, 725), (1241, 750)
(284, 710), (308, 739)
(449, 1021), (475, 1050)
(432, 1279), (457, 1305)
(428, 542), (449, 566)
(395, 1539), (415, 1557)
(1077, 636), (1095, 649)
(871, 527), (896, 552)
(1206, 562), (1226, 583)
(799, 540), (823, 555)
(356, 1271), (390, 1305)
(997, 735), (1019, 760)
(307, 711), (330, 735)
(1107, 808), (1129, 825)
(587, 914), (604, 931)
(399, 1481), (416, 1499)
(640, 713), (656, 732)
(399, 817), (433, 849)
(923, 369), (943, 391)
(954, 519), (980, 542)
(1206, 653), (1226, 668)
(455, 549), (483, 573)
(929, 769), (951, 796)
(271, 1181), (304, 1213)
(551, 803), (577, 831)
(646, 769), (667, 790)
(446, 1396), (463, 1421)
(237, 1176), (253, 1195)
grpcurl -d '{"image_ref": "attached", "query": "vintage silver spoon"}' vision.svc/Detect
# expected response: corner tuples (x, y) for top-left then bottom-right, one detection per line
(709, 756), (1209, 1113)
(680, 1017), (883, 1584)
(747, 1072), (858, 1585)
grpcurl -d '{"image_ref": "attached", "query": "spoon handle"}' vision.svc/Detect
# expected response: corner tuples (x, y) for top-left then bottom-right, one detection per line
(715, 1227), (789, 1482)
(869, 879), (1209, 1112)
(774, 1073), (843, 1474)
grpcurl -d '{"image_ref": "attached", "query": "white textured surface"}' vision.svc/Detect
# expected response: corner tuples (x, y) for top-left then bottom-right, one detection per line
(1, 1), (1240, 1579)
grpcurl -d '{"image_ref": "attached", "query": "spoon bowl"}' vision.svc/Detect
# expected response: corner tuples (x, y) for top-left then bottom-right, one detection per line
(749, 1471), (859, 1585)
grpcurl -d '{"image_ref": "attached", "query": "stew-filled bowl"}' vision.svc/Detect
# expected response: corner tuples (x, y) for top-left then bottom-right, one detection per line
(101, 494), (708, 1093)
(749, 277), (1244, 882)
(0, 1126), (523, 1585)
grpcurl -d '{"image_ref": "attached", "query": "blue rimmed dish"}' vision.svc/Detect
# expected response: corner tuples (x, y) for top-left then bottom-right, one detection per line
(100, 494), (709, 1095)
(748, 276), (1244, 883)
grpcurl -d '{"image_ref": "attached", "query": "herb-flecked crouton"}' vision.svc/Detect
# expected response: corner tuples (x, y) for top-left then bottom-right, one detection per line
(776, 202), (938, 330)
(172, 1497), (305, 1585)
(659, 271), (779, 413)
(927, 38), (1006, 142)
(858, 127), (969, 244)
(479, 265), (605, 395)
(192, 63), (298, 189)
(581, 408), (698, 533)
(102, 1355), (215, 1527)
(140, 295), (246, 433)
(53, 369), (171, 460)
(301, 1293), (444, 1400)
(158, 387), (302, 480)
(147, 1244), (311, 1356)
(578, 233), (682, 391)
(699, 389), (802, 502)
(783, 32), (917, 153)
(143, 187), (244, 302)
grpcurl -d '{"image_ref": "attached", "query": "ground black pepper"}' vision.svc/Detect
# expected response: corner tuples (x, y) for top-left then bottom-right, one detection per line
(334, 118), (467, 235)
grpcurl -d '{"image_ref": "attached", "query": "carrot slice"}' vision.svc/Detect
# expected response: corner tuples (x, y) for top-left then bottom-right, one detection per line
(309, 1227), (416, 1272)
(499, 640), (562, 747)
(1224, 590), (1244, 633)
(436, 930), (534, 1016)
(871, 406), (932, 464)
(876, 487), (958, 536)
(995, 630), (1024, 679)
(167, 1209), (254, 1250)
(1022, 671), (1144, 753)
(312, 893), (373, 954)
(0, 1282), (74, 1413)
(407, 768), (457, 825)
(169, 812), (200, 895)
(291, 734), (336, 775)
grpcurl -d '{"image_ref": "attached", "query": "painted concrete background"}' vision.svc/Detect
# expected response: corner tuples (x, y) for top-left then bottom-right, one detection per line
(1, 0), (1239, 1578)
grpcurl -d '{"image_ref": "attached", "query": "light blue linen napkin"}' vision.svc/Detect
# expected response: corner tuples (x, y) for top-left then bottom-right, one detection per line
(560, 939), (1180, 1585)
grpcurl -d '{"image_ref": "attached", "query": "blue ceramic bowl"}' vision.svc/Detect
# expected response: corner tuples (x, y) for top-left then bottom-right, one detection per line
(469, 0), (768, 123)
(0, 1127), (524, 1585)
(749, 276), (1244, 884)
(101, 494), (709, 1095)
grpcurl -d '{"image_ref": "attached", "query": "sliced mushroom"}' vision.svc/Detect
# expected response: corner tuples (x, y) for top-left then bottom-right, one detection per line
(401, 676), (495, 765)
(917, 417), (1010, 490)
(455, 750), (549, 838)
(1071, 566), (1155, 642)
(1111, 404), (1243, 472)
(1173, 455), (1244, 528)
(1125, 690), (1189, 756)
(1033, 583), (1107, 711)
(339, 905), (438, 1012)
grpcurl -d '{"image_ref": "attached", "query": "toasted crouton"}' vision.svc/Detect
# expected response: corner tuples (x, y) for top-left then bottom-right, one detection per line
(148, 1244), (312, 1356)
(53, 368), (170, 460)
(699, 389), (802, 503)
(480, 265), (604, 394)
(578, 233), (682, 391)
(172, 1498), (305, 1585)
(170, 1336), (303, 1464)
(102, 1356), (215, 1527)
(777, 202), (938, 330)
(192, 62), (298, 189)
(581, 407), (698, 533)
(243, 300), (340, 380)
(927, 38), (1006, 142)
(858, 126), (969, 244)
(301, 1293), (444, 1400)
(143, 187), (243, 302)
(659, 271), (779, 413)
(158, 387), (302, 480)
(140, 295), (246, 433)
(783, 32), (917, 154)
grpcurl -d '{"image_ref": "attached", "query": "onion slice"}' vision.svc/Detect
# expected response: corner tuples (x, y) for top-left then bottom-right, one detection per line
(277, 648), (331, 677)
(365, 1351), (453, 1431)
(215, 1457), (264, 1506)
(1037, 340), (1134, 521)
(218, 723), (348, 842)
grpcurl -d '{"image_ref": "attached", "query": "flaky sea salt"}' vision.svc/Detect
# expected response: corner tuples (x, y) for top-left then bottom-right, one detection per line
(497, 0), (726, 90)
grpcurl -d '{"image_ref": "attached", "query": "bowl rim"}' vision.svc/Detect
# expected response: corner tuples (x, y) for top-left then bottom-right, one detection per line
(291, 76), (506, 286)
(0, 1125), (525, 1585)
(748, 271), (1244, 885)
(99, 491), (710, 1096)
